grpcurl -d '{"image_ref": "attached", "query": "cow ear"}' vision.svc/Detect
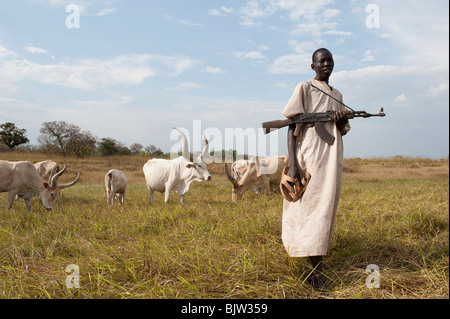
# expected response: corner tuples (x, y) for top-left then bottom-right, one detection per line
(43, 182), (49, 188)
(186, 163), (194, 169)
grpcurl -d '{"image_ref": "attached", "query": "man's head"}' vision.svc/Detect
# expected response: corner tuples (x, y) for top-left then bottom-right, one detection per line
(311, 48), (334, 82)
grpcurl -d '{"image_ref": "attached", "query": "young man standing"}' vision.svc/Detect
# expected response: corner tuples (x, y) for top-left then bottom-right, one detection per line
(281, 48), (350, 291)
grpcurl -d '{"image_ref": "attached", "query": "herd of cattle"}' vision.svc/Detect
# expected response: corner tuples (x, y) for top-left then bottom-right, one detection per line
(0, 128), (288, 211)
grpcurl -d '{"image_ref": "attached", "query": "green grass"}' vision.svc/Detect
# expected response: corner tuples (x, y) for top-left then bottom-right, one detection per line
(0, 154), (448, 299)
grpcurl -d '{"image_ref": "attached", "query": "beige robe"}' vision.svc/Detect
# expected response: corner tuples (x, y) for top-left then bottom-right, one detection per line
(281, 79), (350, 257)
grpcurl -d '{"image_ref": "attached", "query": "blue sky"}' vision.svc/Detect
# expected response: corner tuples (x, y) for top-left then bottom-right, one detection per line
(0, 0), (449, 159)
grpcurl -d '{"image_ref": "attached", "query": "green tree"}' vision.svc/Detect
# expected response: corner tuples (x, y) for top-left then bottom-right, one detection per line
(97, 138), (120, 156)
(0, 122), (30, 149)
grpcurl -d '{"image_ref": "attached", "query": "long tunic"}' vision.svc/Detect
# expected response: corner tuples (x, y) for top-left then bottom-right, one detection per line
(281, 79), (350, 257)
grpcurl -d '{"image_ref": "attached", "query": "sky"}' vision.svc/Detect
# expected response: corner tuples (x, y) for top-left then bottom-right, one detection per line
(0, 0), (449, 159)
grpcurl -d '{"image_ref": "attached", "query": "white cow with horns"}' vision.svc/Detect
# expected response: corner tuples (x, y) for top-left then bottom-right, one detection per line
(143, 128), (211, 205)
(0, 160), (80, 210)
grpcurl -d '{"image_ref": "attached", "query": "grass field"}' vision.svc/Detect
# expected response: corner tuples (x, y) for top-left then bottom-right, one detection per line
(0, 153), (448, 299)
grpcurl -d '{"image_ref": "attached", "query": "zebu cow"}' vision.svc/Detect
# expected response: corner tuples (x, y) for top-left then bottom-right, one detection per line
(34, 160), (60, 182)
(143, 128), (211, 205)
(231, 159), (249, 180)
(225, 155), (288, 201)
(105, 169), (127, 205)
(231, 159), (264, 194)
(0, 160), (80, 210)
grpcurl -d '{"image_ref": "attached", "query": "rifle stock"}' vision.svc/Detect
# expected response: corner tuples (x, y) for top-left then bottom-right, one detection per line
(262, 119), (294, 134)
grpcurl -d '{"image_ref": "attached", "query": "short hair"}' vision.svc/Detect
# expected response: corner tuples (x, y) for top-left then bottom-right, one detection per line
(312, 48), (332, 62)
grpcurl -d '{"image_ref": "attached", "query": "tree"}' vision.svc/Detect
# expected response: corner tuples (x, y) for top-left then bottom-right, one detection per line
(130, 143), (143, 155)
(97, 138), (119, 156)
(38, 121), (97, 157)
(145, 144), (164, 156)
(97, 138), (132, 156)
(144, 144), (157, 154)
(0, 122), (30, 149)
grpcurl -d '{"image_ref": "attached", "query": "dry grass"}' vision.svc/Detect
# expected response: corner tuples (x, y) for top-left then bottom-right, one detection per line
(0, 152), (448, 299)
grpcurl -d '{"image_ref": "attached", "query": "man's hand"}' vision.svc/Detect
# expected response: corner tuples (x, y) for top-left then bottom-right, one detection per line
(287, 163), (300, 181)
(335, 110), (348, 135)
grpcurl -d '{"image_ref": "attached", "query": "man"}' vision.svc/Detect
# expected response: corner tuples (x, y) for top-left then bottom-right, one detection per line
(281, 48), (350, 291)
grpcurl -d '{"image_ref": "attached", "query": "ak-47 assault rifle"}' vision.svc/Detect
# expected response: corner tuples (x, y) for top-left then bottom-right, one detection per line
(262, 108), (386, 145)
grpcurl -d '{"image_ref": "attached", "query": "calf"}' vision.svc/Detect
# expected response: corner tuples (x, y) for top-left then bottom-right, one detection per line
(105, 169), (127, 205)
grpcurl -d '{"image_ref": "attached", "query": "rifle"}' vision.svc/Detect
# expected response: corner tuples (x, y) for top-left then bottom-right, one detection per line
(261, 108), (386, 145)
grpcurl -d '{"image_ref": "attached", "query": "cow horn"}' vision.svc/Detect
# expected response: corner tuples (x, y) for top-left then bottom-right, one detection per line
(201, 132), (209, 159)
(50, 160), (67, 186)
(58, 172), (81, 189)
(252, 156), (262, 177)
(173, 128), (189, 161)
(224, 163), (238, 186)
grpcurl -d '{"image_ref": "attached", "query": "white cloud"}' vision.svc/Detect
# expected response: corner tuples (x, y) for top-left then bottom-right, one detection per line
(95, 8), (117, 16)
(205, 66), (227, 74)
(237, 0), (341, 35)
(290, 21), (337, 37)
(234, 51), (266, 60)
(427, 83), (449, 97)
(0, 49), (199, 90)
(393, 93), (407, 102)
(70, 95), (134, 110)
(221, 6), (234, 14)
(165, 82), (202, 91)
(324, 30), (352, 36)
(362, 50), (376, 62)
(273, 0), (335, 21)
(268, 53), (311, 74)
(209, 9), (223, 16)
(24, 44), (48, 54)
(0, 45), (17, 59)
(209, 6), (234, 16)
(268, 40), (321, 74)
(33, 0), (119, 15)
(331, 65), (448, 113)
(288, 39), (322, 54)
(238, 0), (276, 27)
(177, 20), (203, 27)
(373, 1), (449, 68)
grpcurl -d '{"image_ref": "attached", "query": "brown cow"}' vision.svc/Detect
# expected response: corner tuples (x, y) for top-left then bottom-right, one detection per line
(225, 155), (288, 201)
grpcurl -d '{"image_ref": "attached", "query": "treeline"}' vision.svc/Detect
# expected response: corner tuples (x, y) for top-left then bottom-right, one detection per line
(0, 121), (165, 158)
(0, 121), (246, 161)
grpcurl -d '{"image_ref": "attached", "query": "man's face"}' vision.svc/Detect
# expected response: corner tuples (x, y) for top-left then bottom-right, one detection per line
(311, 50), (334, 80)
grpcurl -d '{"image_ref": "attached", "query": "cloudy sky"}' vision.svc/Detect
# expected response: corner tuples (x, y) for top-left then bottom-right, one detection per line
(0, 0), (448, 159)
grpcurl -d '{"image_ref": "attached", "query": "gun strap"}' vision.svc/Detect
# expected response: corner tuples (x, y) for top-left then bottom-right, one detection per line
(309, 81), (355, 112)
